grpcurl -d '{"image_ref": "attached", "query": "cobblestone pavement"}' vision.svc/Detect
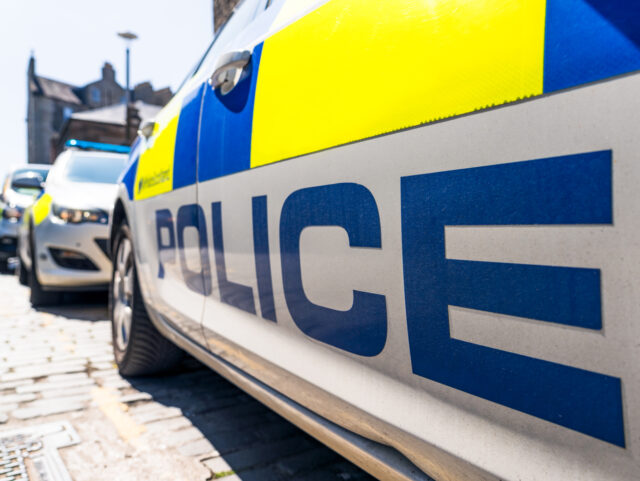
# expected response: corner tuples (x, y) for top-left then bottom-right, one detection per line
(0, 273), (375, 481)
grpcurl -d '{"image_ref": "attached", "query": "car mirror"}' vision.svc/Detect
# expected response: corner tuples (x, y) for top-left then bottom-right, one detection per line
(12, 177), (44, 191)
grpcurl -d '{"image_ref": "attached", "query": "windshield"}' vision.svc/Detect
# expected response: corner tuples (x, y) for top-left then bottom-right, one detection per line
(11, 168), (49, 195)
(63, 155), (127, 184)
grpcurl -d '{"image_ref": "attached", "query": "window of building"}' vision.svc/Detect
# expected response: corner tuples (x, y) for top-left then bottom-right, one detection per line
(62, 107), (73, 120)
(90, 87), (101, 104)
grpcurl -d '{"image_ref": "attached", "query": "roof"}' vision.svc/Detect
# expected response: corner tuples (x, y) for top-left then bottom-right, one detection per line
(32, 76), (82, 104)
(69, 100), (162, 125)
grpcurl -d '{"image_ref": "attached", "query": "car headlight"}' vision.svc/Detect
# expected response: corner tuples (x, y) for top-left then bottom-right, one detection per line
(2, 205), (23, 222)
(51, 204), (108, 224)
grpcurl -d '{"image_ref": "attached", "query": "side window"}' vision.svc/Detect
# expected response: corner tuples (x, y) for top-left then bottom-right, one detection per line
(193, 0), (263, 84)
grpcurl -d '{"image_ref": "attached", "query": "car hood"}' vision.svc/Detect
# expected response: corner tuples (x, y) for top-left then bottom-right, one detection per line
(47, 182), (119, 212)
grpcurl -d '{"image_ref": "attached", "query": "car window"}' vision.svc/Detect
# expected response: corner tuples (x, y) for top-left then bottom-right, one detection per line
(193, 0), (263, 83)
(63, 155), (127, 184)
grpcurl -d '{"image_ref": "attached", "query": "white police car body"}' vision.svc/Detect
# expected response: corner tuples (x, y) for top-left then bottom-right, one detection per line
(110, 1), (640, 479)
(21, 141), (128, 305)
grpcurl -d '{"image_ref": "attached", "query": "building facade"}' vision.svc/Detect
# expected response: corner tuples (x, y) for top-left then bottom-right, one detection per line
(27, 55), (171, 164)
(214, 0), (242, 32)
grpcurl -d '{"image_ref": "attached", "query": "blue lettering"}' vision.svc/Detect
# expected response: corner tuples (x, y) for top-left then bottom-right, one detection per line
(176, 204), (212, 296)
(155, 209), (175, 279)
(252, 196), (276, 322)
(280, 183), (387, 357)
(211, 202), (256, 314)
(400, 150), (624, 446)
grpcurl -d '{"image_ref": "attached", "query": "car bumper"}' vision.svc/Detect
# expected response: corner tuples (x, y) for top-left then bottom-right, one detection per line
(0, 219), (20, 258)
(33, 217), (111, 289)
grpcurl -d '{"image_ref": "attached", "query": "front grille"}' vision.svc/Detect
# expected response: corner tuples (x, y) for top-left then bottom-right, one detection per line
(94, 238), (109, 258)
(49, 248), (99, 271)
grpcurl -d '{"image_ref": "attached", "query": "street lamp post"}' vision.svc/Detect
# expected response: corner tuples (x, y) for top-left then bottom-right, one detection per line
(117, 31), (138, 142)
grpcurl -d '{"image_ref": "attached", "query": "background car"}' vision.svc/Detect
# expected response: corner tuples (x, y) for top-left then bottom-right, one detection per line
(0, 165), (49, 271)
(19, 140), (128, 306)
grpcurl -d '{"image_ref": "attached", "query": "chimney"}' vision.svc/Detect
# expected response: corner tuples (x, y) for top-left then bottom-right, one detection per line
(102, 62), (115, 82)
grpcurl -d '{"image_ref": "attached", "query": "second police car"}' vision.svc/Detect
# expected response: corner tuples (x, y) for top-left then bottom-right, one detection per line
(110, 1), (640, 480)
(20, 140), (129, 306)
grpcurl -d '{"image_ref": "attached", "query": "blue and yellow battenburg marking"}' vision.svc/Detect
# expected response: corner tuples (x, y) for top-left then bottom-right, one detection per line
(126, 0), (640, 200)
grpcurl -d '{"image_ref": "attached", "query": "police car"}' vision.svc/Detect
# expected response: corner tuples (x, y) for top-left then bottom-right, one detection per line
(20, 140), (128, 306)
(0, 164), (50, 271)
(109, 1), (640, 479)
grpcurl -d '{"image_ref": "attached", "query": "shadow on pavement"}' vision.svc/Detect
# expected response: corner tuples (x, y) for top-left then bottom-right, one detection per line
(127, 358), (375, 481)
(35, 291), (109, 322)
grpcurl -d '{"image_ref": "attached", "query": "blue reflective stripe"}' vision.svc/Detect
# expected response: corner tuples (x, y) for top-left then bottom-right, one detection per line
(121, 154), (139, 201)
(173, 84), (206, 190)
(198, 43), (263, 182)
(544, 0), (640, 92)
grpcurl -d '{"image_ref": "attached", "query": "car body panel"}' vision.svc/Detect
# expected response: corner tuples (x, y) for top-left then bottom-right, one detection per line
(114, 1), (640, 480)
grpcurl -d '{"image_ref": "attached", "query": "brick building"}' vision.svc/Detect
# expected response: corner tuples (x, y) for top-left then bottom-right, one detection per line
(27, 55), (171, 164)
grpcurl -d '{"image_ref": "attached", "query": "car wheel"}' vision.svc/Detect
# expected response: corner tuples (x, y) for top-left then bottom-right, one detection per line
(17, 259), (28, 286)
(29, 248), (61, 307)
(111, 222), (182, 376)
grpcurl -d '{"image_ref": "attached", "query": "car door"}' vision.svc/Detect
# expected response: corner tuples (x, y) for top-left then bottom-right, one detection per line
(129, 0), (270, 345)
(195, 1), (327, 344)
(195, 1), (640, 480)
(128, 68), (209, 344)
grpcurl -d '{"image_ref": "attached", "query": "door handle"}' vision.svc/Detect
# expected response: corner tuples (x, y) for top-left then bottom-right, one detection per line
(208, 50), (252, 95)
(138, 119), (156, 139)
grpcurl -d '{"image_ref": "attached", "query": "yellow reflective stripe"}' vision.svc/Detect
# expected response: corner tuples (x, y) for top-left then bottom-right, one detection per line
(133, 76), (198, 201)
(33, 193), (52, 225)
(252, 0), (546, 168)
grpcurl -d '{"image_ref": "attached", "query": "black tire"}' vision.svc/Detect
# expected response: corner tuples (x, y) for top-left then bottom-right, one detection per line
(29, 229), (62, 307)
(17, 259), (28, 286)
(110, 221), (182, 376)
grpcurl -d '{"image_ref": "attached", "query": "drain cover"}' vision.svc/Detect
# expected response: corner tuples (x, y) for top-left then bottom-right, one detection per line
(0, 422), (79, 481)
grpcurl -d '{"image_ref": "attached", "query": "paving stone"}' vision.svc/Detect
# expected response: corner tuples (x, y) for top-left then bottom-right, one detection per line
(161, 427), (204, 447)
(0, 413), (7, 424)
(202, 456), (233, 476)
(178, 438), (217, 457)
(144, 416), (193, 433)
(11, 402), (84, 419)
(0, 379), (34, 391)
(17, 377), (95, 394)
(1, 363), (86, 382)
(0, 404), (19, 413)
(133, 406), (183, 424)
(26, 393), (92, 407)
(100, 379), (131, 390)
(0, 393), (37, 404)
(118, 392), (152, 403)
(47, 372), (89, 383)
(41, 385), (95, 399)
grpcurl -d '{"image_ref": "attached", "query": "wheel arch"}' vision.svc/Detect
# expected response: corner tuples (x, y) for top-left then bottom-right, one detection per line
(110, 198), (127, 260)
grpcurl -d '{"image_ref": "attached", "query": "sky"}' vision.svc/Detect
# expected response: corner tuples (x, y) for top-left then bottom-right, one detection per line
(0, 0), (214, 181)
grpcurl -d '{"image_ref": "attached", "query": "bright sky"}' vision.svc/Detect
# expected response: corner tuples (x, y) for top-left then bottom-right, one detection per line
(0, 0), (213, 180)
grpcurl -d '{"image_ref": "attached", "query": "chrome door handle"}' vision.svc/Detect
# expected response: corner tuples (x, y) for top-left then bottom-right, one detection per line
(138, 119), (156, 139)
(208, 50), (252, 95)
